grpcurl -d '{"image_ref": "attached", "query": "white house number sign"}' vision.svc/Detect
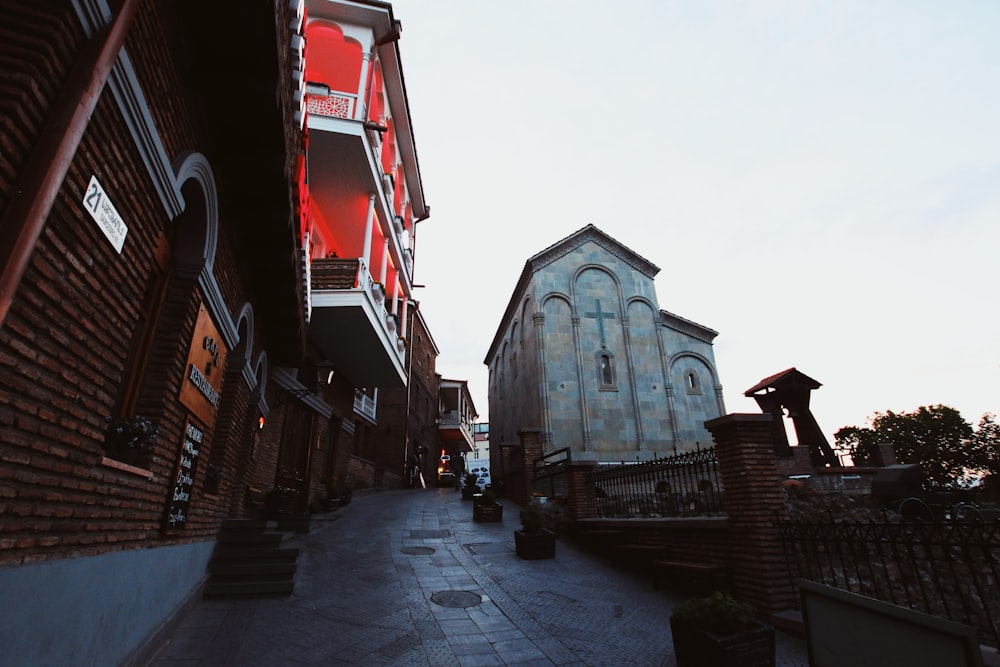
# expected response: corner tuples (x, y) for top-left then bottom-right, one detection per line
(82, 175), (128, 253)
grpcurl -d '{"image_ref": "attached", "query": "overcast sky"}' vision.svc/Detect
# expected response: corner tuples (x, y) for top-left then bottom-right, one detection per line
(390, 0), (999, 443)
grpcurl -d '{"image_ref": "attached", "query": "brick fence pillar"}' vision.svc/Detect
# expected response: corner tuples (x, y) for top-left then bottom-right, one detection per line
(515, 429), (544, 506)
(706, 413), (795, 615)
(565, 462), (598, 522)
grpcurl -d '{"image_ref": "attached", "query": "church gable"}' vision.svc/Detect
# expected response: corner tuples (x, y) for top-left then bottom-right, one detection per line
(527, 224), (659, 280)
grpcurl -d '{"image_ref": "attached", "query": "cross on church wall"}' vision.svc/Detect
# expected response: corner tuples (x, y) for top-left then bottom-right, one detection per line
(584, 298), (615, 347)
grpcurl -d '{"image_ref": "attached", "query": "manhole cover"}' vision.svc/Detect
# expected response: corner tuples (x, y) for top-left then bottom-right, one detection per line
(430, 590), (482, 608)
(401, 546), (435, 555)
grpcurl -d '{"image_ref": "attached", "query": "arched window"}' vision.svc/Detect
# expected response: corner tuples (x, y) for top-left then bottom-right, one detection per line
(686, 369), (702, 395)
(596, 351), (616, 390)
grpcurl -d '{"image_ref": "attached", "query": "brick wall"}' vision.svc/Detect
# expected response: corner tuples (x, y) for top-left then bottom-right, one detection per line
(0, 0), (298, 564)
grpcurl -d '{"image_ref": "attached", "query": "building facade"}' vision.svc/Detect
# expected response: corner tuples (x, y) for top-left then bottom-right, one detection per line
(0, 0), (439, 664)
(485, 225), (726, 466)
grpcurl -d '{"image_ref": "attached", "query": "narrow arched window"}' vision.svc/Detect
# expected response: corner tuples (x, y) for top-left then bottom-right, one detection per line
(686, 369), (702, 395)
(596, 351), (616, 390)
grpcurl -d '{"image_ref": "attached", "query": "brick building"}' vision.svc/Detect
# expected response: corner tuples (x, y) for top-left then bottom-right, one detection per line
(0, 0), (446, 664)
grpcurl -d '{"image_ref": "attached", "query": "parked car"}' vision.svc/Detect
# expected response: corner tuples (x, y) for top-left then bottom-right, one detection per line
(436, 471), (456, 488)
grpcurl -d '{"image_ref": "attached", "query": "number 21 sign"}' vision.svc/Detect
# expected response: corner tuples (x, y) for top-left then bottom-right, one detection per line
(82, 175), (128, 253)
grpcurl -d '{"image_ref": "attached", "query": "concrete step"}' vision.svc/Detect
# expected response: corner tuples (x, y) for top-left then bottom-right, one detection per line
(210, 546), (299, 562)
(216, 531), (283, 546)
(203, 580), (295, 598)
(208, 561), (298, 578)
(219, 518), (268, 532)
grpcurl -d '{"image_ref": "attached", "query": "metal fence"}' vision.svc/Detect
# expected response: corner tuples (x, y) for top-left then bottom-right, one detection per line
(779, 512), (1000, 649)
(588, 446), (724, 518)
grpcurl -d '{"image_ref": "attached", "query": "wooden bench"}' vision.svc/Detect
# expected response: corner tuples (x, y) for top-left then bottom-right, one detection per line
(573, 527), (626, 553)
(609, 542), (670, 571)
(652, 559), (731, 595)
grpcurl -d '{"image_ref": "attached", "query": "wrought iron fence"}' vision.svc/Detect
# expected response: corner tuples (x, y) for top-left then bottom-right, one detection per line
(588, 446), (724, 518)
(779, 512), (1000, 650)
(531, 447), (572, 500)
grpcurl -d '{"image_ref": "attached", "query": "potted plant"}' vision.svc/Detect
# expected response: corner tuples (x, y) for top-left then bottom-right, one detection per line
(103, 414), (157, 466)
(514, 501), (556, 559)
(669, 591), (775, 667)
(473, 487), (503, 522)
(462, 473), (479, 500)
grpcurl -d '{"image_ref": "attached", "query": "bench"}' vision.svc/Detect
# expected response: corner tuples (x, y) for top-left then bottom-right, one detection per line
(573, 527), (626, 553)
(609, 541), (670, 571)
(652, 559), (731, 595)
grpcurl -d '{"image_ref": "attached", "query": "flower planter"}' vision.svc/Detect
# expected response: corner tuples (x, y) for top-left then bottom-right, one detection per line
(277, 512), (310, 533)
(514, 529), (556, 560)
(473, 502), (503, 522)
(670, 618), (775, 667)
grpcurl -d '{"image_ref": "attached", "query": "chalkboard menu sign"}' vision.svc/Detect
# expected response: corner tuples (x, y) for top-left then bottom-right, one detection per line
(165, 419), (204, 532)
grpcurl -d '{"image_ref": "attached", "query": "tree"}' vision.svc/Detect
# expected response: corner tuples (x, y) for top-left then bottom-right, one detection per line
(834, 405), (975, 490)
(972, 413), (1000, 499)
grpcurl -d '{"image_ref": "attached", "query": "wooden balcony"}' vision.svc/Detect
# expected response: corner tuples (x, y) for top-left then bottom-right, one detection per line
(308, 258), (406, 388)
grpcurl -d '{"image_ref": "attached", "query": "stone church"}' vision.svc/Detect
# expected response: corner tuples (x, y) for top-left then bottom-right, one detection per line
(485, 225), (725, 463)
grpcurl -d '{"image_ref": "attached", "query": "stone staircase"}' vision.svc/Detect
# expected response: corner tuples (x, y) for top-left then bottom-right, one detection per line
(203, 519), (299, 598)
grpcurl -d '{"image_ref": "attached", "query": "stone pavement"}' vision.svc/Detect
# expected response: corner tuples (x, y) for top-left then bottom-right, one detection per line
(149, 488), (810, 666)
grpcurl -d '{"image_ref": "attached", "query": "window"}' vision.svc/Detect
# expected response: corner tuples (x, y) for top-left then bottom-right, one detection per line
(596, 351), (617, 390)
(686, 369), (702, 395)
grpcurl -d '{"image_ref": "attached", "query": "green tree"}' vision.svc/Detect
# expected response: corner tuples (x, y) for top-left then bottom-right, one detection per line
(972, 413), (1000, 499)
(834, 405), (974, 490)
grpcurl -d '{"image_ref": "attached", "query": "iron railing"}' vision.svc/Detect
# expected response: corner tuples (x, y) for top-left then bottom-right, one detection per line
(779, 511), (1000, 650)
(531, 448), (572, 500)
(587, 446), (724, 518)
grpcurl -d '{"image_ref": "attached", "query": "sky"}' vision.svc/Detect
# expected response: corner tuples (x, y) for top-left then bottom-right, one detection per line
(389, 0), (999, 443)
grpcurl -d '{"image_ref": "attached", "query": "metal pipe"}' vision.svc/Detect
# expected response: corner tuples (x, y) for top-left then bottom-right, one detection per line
(0, 0), (142, 326)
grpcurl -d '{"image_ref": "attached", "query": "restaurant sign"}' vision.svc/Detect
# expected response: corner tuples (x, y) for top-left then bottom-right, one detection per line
(179, 304), (228, 428)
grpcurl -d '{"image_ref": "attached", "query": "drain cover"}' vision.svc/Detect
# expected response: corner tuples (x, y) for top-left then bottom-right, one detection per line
(430, 590), (482, 608)
(401, 546), (435, 555)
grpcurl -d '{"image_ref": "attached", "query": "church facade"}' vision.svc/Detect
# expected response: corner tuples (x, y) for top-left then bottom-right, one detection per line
(485, 225), (725, 464)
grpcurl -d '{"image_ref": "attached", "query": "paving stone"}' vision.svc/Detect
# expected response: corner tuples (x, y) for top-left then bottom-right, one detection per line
(148, 488), (810, 666)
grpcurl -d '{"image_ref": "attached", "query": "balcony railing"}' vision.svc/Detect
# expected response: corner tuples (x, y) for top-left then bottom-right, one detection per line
(354, 391), (377, 421)
(438, 411), (471, 429)
(310, 256), (406, 360)
(306, 87), (356, 120)
(311, 257), (359, 290)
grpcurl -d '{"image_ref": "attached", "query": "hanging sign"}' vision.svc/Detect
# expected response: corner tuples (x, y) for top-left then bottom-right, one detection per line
(82, 175), (128, 253)
(178, 304), (228, 428)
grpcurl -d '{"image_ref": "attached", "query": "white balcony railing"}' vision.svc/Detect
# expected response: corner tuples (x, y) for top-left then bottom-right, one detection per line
(354, 390), (377, 421)
(306, 88), (356, 120)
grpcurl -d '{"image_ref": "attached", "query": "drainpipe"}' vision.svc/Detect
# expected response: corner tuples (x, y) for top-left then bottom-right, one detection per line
(0, 0), (143, 327)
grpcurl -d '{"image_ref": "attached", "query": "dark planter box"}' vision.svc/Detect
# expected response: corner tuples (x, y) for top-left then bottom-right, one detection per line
(473, 502), (503, 522)
(670, 618), (774, 667)
(277, 512), (310, 533)
(514, 529), (556, 559)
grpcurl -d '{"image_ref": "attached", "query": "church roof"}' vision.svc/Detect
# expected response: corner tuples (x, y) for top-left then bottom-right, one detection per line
(527, 224), (660, 277)
(660, 309), (718, 344)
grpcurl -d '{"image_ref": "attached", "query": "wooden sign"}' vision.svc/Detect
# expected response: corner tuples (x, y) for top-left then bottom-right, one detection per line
(179, 304), (228, 428)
